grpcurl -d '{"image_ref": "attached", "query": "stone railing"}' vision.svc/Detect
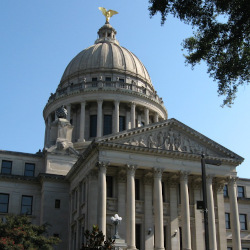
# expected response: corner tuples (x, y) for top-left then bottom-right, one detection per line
(107, 197), (117, 212)
(135, 200), (144, 214)
(47, 81), (164, 106)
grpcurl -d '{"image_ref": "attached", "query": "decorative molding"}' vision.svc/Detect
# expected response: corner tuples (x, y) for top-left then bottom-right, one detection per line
(126, 164), (137, 176)
(153, 168), (163, 179)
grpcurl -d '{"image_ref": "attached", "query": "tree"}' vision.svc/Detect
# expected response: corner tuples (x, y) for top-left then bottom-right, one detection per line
(81, 225), (115, 250)
(0, 215), (60, 250)
(148, 0), (250, 106)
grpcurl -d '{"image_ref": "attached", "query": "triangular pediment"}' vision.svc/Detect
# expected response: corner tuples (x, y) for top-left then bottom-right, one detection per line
(97, 119), (243, 163)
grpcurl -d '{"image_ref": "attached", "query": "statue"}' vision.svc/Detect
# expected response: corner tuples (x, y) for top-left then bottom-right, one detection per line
(99, 7), (118, 23)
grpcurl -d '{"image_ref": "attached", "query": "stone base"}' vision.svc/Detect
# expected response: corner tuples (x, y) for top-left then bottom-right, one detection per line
(114, 238), (127, 250)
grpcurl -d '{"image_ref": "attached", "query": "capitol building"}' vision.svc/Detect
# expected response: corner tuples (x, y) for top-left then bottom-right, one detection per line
(0, 16), (250, 250)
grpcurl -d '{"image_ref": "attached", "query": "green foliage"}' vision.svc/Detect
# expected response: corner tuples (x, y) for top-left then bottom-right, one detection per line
(81, 225), (115, 250)
(148, 0), (250, 106)
(0, 215), (60, 250)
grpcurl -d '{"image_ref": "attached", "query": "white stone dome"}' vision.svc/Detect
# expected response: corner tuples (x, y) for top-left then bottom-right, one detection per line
(59, 23), (153, 89)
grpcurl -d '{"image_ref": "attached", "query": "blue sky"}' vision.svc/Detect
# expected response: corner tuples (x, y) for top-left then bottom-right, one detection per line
(0, 1), (249, 178)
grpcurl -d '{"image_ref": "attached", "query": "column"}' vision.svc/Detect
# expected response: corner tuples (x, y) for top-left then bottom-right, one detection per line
(144, 172), (154, 250)
(154, 113), (159, 123)
(114, 100), (120, 133)
(169, 180), (180, 250)
(78, 102), (86, 142)
(46, 114), (51, 147)
(126, 111), (131, 130)
(144, 108), (149, 125)
(118, 169), (127, 239)
(214, 180), (227, 250)
(66, 104), (71, 122)
(87, 170), (98, 229)
(131, 102), (136, 129)
(192, 181), (204, 250)
(228, 176), (242, 250)
(154, 168), (165, 250)
(206, 175), (217, 250)
(97, 99), (103, 137)
(180, 171), (192, 250)
(126, 164), (137, 250)
(97, 162), (107, 236)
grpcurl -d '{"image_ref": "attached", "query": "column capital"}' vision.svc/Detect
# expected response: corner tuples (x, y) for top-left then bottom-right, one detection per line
(96, 161), (109, 173)
(228, 175), (238, 186)
(114, 100), (120, 105)
(143, 171), (153, 185)
(126, 164), (137, 176)
(80, 101), (86, 106)
(214, 177), (226, 192)
(179, 171), (190, 181)
(130, 102), (136, 107)
(206, 174), (214, 184)
(154, 168), (163, 179)
(97, 99), (103, 105)
(118, 168), (127, 183)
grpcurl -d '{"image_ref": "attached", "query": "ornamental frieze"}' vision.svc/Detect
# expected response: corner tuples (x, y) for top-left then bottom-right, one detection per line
(121, 127), (216, 156)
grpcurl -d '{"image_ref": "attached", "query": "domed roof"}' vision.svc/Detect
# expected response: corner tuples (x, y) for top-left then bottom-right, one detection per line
(59, 23), (153, 88)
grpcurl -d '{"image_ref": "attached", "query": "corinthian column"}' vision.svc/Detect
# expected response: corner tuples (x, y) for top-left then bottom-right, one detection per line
(144, 108), (149, 125)
(97, 99), (103, 137)
(78, 101), (86, 142)
(154, 168), (165, 250)
(180, 171), (192, 250)
(97, 162), (108, 236)
(228, 176), (242, 250)
(126, 164), (137, 250)
(131, 102), (136, 129)
(206, 175), (217, 250)
(114, 100), (120, 133)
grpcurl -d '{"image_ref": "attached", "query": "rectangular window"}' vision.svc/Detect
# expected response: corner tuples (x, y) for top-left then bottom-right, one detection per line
(92, 77), (97, 82)
(225, 213), (230, 229)
(119, 78), (124, 83)
(105, 77), (111, 81)
(90, 115), (97, 137)
(103, 115), (112, 135)
(136, 224), (141, 250)
(106, 176), (113, 197)
(1, 160), (12, 175)
(227, 248), (232, 250)
(0, 193), (9, 213)
(223, 184), (228, 197)
(240, 214), (247, 230)
(21, 195), (33, 215)
(119, 116), (126, 132)
(135, 179), (140, 200)
(162, 182), (165, 202)
(242, 248), (249, 250)
(55, 199), (61, 209)
(237, 186), (245, 198)
(24, 163), (35, 177)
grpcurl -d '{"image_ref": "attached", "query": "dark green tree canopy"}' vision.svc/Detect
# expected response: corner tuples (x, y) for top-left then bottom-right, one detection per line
(149, 0), (250, 106)
(0, 215), (60, 250)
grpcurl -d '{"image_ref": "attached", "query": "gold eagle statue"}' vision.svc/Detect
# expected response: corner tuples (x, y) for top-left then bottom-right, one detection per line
(99, 7), (118, 23)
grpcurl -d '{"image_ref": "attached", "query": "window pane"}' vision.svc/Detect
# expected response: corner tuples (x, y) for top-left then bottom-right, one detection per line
(21, 196), (33, 215)
(1, 160), (12, 174)
(24, 163), (35, 177)
(119, 116), (126, 131)
(0, 193), (9, 213)
(223, 185), (228, 197)
(240, 214), (247, 230)
(135, 179), (140, 200)
(237, 186), (245, 198)
(225, 213), (230, 229)
(55, 199), (61, 209)
(106, 176), (113, 197)
(105, 77), (111, 81)
(103, 115), (112, 135)
(90, 115), (97, 137)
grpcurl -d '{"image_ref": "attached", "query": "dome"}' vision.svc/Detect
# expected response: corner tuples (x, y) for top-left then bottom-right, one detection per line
(44, 22), (168, 149)
(58, 23), (153, 90)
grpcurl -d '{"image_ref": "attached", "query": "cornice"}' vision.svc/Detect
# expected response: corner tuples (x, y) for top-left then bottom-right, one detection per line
(0, 174), (39, 184)
(0, 150), (43, 158)
(43, 87), (167, 119)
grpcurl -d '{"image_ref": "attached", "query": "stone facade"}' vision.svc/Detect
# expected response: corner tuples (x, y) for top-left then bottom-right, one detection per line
(0, 20), (250, 250)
